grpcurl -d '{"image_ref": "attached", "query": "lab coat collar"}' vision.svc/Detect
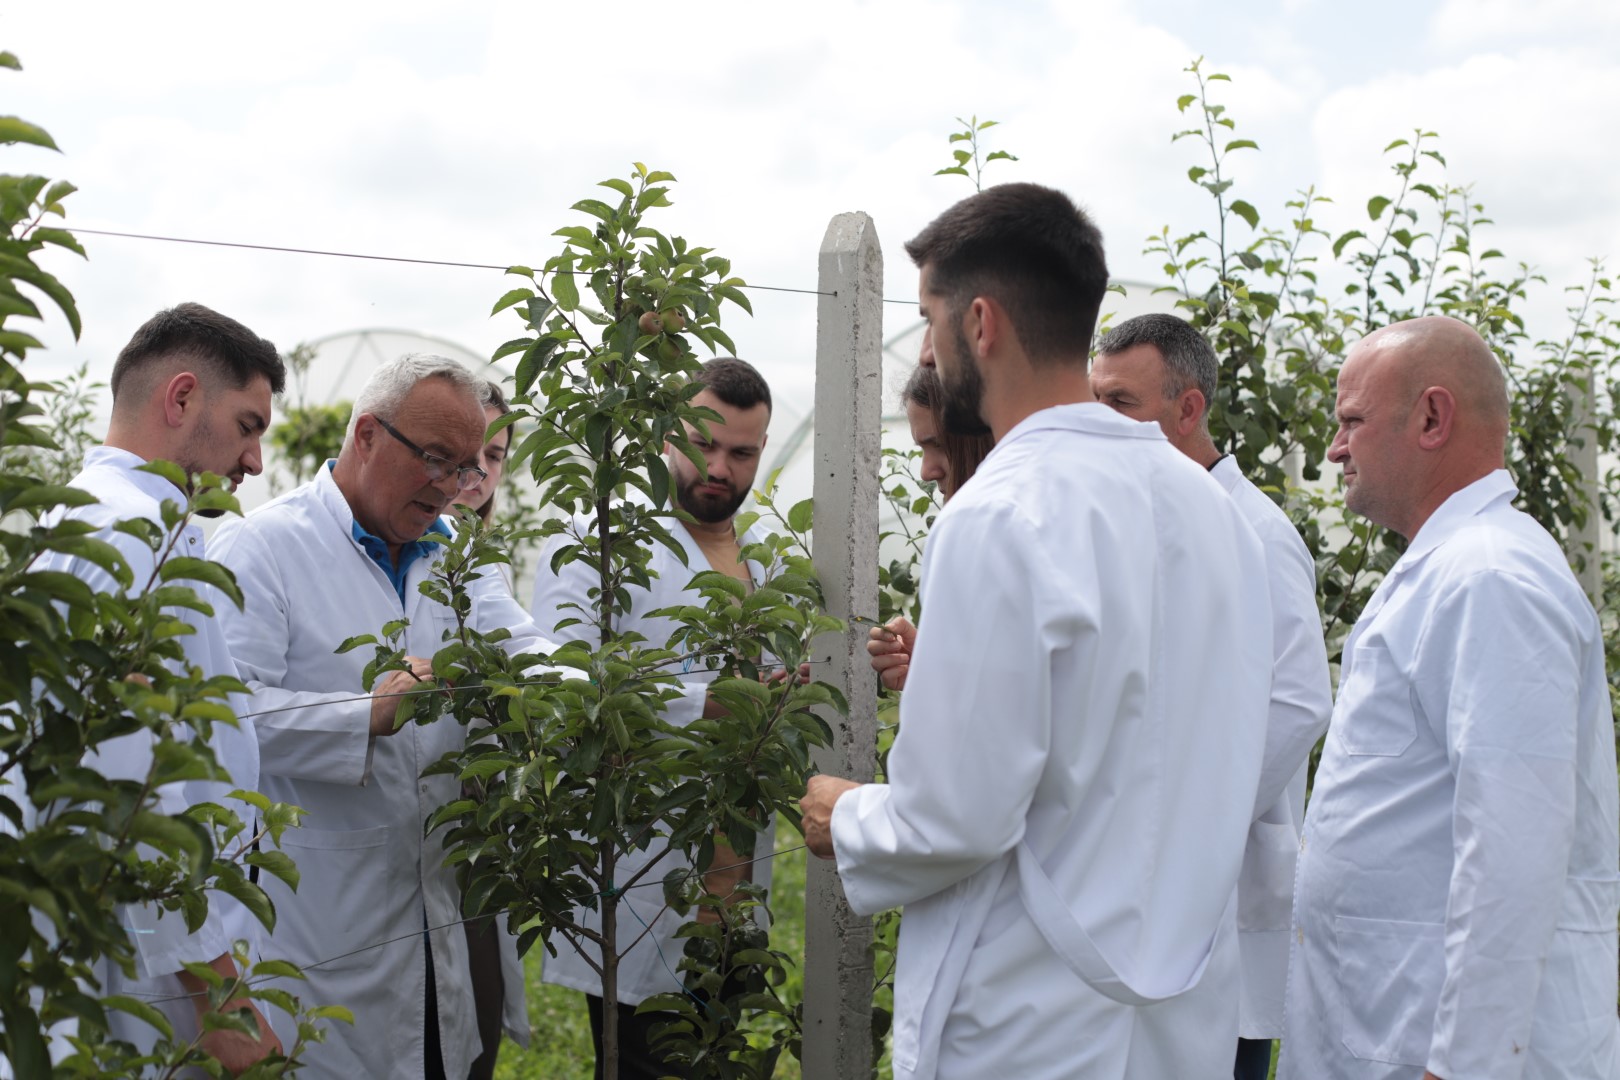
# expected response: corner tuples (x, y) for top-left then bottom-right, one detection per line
(83, 445), (191, 506)
(1391, 469), (1518, 579)
(996, 401), (1169, 457)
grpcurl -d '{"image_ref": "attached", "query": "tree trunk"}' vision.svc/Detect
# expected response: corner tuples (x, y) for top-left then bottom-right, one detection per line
(601, 841), (619, 1080)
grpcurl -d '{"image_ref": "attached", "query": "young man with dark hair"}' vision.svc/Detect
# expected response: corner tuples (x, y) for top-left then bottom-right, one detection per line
(1093, 313), (1334, 1080)
(802, 185), (1274, 1080)
(33, 302), (285, 1072)
(532, 356), (777, 1079)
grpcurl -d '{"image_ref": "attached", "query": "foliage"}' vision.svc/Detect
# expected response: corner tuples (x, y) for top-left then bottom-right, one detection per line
(933, 116), (1018, 193)
(266, 343), (349, 494)
(0, 362), (102, 494)
(0, 53), (335, 1076)
(349, 164), (843, 1080)
(1153, 57), (1619, 661)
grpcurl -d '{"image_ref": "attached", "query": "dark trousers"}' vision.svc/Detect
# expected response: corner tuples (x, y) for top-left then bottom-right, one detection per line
(586, 995), (683, 1080)
(1234, 1037), (1273, 1080)
(424, 933), (446, 1080)
(464, 917), (506, 1080)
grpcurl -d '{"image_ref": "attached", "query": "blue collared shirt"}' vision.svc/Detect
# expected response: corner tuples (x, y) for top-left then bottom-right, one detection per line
(350, 516), (450, 604)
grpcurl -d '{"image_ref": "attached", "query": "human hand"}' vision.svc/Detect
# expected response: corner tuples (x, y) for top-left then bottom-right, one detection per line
(181, 955), (283, 1076)
(866, 617), (917, 691)
(199, 1001), (283, 1075)
(764, 663), (813, 686)
(801, 774), (861, 859)
(369, 656), (437, 736)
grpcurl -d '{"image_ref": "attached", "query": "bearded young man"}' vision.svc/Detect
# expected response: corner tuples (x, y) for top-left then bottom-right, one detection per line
(801, 183), (1275, 1080)
(529, 356), (776, 1080)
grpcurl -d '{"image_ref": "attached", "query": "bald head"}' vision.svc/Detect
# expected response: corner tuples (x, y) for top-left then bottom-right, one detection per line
(1356, 316), (1509, 440)
(1329, 316), (1511, 538)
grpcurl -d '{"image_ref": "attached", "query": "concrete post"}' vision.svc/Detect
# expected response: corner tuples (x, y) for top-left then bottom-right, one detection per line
(803, 211), (882, 1079)
(1571, 375), (1603, 607)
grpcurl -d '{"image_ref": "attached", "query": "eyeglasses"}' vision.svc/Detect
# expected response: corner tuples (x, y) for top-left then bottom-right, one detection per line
(372, 416), (488, 492)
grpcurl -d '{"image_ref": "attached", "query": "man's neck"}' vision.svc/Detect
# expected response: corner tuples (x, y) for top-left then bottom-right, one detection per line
(1182, 433), (1222, 470)
(986, 364), (1096, 443)
(103, 419), (170, 468)
(684, 516), (738, 544)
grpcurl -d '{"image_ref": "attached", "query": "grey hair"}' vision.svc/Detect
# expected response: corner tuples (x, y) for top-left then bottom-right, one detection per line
(343, 352), (485, 448)
(1097, 313), (1219, 421)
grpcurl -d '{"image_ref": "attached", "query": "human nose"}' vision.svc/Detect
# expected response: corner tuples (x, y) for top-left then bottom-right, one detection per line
(1327, 425), (1349, 465)
(243, 437), (264, 477)
(704, 448), (730, 482)
(918, 328), (935, 369)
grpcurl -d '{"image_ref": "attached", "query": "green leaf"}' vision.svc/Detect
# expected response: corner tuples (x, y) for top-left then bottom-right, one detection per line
(491, 288), (535, 317)
(787, 498), (814, 534)
(1224, 139), (1258, 153)
(1367, 196), (1391, 221)
(1176, 94), (1197, 112)
(552, 258), (579, 311)
(0, 115), (59, 151)
(158, 556), (244, 610)
(1383, 138), (1410, 152)
(102, 995), (175, 1039)
(1229, 200), (1259, 230)
(1332, 230), (1366, 258)
(598, 177), (635, 200)
(5, 483), (96, 513)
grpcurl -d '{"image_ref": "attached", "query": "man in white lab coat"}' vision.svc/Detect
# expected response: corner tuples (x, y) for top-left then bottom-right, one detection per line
(533, 357), (775, 1080)
(30, 303), (285, 1072)
(210, 354), (551, 1080)
(801, 183), (1275, 1080)
(1281, 316), (1620, 1080)
(1091, 312), (1333, 1080)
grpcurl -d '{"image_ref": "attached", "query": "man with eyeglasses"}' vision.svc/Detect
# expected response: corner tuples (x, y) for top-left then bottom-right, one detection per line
(211, 353), (553, 1080)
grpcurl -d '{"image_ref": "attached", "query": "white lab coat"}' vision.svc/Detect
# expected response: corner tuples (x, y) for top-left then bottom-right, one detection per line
(532, 512), (772, 1005)
(1210, 456), (1333, 1039)
(209, 466), (550, 1080)
(830, 404), (1274, 1080)
(25, 447), (265, 1058)
(1281, 470), (1620, 1080)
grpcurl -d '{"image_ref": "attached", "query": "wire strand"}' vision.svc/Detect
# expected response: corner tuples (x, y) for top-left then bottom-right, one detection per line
(68, 226), (921, 303)
(124, 844), (810, 1004)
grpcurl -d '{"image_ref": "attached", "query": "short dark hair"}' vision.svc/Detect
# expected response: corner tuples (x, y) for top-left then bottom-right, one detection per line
(1097, 313), (1218, 418)
(110, 302), (285, 409)
(900, 364), (992, 496)
(691, 357), (771, 413)
(904, 183), (1109, 367)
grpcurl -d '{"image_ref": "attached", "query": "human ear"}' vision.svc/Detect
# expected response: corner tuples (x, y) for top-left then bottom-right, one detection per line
(1177, 389), (1207, 437)
(162, 372), (200, 429)
(1415, 386), (1455, 450)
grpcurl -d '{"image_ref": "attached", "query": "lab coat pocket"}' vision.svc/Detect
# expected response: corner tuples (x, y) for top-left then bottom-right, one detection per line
(1238, 819), (1298, 933)
(275, 824), (395, 971)
(1334, 645), (1415, 757)
(1335, 915), (1444, 1065)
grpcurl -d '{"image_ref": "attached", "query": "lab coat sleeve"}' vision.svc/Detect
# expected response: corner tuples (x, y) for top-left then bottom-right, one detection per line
(1419, 569), (1581, 1080)
(468, 562), (555, 663)
(73, 534), (232, 978)
(209, 522), (373, 787)
(831, 502), (1054, 915)
(1250, 526), (1333, 818)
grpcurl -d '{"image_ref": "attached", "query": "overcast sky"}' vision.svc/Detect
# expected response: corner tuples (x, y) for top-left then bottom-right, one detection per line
(6, 0), (1617, 447)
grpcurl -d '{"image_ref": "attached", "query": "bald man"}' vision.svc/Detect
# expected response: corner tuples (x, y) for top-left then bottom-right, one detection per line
(1281, 317), (1620, 1080)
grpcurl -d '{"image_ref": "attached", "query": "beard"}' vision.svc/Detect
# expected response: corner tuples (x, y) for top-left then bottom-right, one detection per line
(940, 325), (993, 438)
(676, 470), (748, 525)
